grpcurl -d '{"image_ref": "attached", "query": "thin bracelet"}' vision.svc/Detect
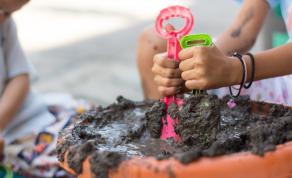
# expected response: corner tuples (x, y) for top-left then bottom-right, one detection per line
(229, 52), (246, 97)
(243, 53), (255, 89)
(232, 54), (247, 90)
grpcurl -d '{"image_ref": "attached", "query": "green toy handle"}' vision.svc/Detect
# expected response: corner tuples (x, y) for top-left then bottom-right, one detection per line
(180, 33), (212, 49)
(180, 34), (212, 95)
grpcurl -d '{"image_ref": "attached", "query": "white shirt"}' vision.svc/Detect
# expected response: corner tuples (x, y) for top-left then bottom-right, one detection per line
(0, 18), (55, 143)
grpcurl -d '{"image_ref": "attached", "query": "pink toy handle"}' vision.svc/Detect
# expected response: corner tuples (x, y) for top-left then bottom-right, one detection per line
(167, 35), (181, 61)
(155, 6), (194, 141)
(155, 6), (194, 40)
(155, 5), (194, 61)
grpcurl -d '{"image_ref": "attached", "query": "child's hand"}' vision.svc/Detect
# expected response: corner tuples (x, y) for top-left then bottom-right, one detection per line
(152, 53), (187, 96)
(179, 45), (242, 90)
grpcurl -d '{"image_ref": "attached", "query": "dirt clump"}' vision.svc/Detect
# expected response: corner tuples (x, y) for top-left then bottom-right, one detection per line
(145, 101), (165, 138)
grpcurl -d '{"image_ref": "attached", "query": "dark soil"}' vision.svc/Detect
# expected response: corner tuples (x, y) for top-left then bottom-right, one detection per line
(145, 101), (165, 138)
(57, 95), (292, 178)
(175, 95), (220, 148)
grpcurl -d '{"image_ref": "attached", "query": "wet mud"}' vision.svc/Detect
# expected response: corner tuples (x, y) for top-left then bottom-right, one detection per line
(57, 95), (292, 178)
(145, 101), (165, 138)
(175, 95), (220, 148)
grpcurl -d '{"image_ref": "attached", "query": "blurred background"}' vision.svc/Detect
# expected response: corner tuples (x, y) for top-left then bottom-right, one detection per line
(13, 0), (286, 105)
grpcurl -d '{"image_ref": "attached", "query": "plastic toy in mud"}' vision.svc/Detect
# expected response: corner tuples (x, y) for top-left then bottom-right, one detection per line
(155, 5), (194, 141)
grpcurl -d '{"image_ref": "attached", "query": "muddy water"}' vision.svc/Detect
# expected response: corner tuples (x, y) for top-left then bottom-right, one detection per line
(57, 95), (292, 178)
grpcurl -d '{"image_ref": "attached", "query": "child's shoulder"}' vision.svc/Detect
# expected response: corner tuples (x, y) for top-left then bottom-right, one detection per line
(0, 17), (20, 45)
(1, 17), (17, 35)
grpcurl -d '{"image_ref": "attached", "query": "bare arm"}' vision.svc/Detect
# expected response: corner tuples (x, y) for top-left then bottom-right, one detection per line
(0, 74), (29, 131)
(178, 42), (292, 90)
(238, 43), (292, 83)
(153, 0), (287, 95)
(215, 0), (270, 55)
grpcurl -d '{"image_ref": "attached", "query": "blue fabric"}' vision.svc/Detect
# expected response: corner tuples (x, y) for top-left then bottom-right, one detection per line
(266, 0), (280, 8)
(276, 0), (292, 40)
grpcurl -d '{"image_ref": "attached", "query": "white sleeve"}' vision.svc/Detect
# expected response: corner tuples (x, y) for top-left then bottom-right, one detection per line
(3, 17), (30, 79)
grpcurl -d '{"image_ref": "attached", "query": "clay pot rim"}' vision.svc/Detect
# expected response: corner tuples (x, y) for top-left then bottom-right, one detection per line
(60, 141), (292, 178)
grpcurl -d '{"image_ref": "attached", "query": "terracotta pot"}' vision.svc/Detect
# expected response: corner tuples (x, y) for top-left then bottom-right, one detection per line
(61, 142), (292, 178)
(59, 101), (292, 178)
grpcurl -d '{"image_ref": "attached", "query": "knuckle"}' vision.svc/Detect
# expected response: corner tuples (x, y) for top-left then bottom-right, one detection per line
(196, 56), (205, 64)
(199, 46), (207, 54)
(181, 72), (187, 80)
(178, 63), (184, 71)
(200, 80), (209, 90)
(165, 69), (174, 77)
(199, 67), (207, 76)
(166, 90), (174, 96)
(153, 76), (159, 83)
(154, 54), (163, 64)
(163, 78), (169, 86)
(158, 87), (165, 95)
(185, 81), (193, 90)
(178, 51), (184, 60)
(192, 46), (198, 55)
(153, 54), (158, 62)
(159, 87), (175, 96)
(170, 87), (177, 94)
(151, 65), (157, 74)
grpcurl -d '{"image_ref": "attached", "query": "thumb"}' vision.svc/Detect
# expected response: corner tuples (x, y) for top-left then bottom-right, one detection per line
(165, 23), (175, 33)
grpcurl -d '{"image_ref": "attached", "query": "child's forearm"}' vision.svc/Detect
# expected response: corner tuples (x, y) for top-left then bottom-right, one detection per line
(254, 43), (292, 80)
(0, 74), (30, 132)
(231, 43), (292, 84)
(215, 0), (269, 56)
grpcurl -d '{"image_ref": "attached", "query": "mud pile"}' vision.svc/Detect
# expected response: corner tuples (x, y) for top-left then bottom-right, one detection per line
(57, 95), (292, 178)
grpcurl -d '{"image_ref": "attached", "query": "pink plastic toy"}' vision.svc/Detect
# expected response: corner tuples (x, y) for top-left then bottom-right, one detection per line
(227, 99), (237, 109)
(155, 6), (194, 141)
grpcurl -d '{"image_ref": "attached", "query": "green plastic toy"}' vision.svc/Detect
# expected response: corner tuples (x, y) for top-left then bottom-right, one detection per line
(180, 33), (212, 49)
(180, 33), (212, 95)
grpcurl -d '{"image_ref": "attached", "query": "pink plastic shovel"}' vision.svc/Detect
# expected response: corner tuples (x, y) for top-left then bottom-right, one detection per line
(155, 6), (194, 141)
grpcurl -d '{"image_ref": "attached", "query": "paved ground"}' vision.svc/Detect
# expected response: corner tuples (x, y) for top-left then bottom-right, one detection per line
(12, 0), (273, 105)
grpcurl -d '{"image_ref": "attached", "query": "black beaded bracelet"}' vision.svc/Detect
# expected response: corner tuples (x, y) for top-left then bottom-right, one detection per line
(243, 53), (255, 89)
(229, 52), (246, 98)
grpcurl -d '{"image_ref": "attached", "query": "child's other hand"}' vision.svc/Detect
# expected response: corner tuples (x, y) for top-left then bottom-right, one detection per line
(152, 53), (187, 96)
(179, 45), (241, 90)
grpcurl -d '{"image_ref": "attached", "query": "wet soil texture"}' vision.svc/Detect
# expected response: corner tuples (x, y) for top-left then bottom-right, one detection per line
(57, 95), (292, 178)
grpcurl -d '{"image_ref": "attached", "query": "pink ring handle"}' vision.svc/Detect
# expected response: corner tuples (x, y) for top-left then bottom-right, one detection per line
(155, 6), (194, 39)
(155, 6), (194, 141)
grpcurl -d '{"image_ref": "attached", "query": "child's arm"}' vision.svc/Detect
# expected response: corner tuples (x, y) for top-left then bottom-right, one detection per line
(215, 0), (270, 56)
(152, 0), (270, 96)
(178, 42), (292, 90)
(0, 74), (29, 132)
(0, 18), (31, 132)
(244, 43), (292, 82)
